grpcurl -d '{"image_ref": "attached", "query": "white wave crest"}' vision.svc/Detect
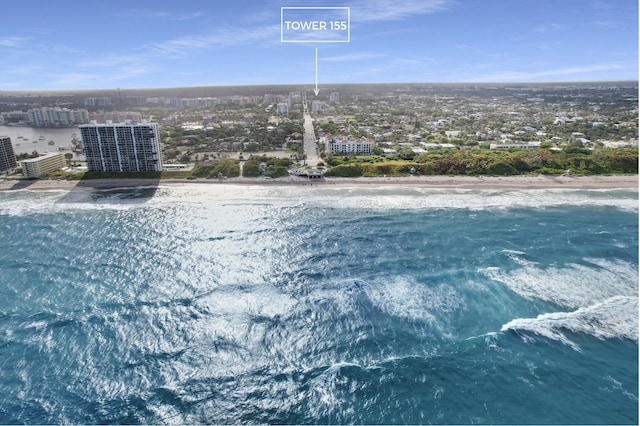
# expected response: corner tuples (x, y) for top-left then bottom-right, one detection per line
(481, 258), (638, 309)
(272, 187), (639, 212)
(501, 296), (639, 350)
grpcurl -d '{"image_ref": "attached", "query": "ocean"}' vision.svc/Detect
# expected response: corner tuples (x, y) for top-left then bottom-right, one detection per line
(0, 184), (637, 424)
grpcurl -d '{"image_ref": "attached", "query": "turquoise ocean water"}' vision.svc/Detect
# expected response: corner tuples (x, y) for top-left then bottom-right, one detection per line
(0, 184), (637, 424)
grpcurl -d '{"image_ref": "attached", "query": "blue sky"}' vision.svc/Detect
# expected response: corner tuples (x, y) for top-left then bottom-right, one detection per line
(0, 0), (637, 90)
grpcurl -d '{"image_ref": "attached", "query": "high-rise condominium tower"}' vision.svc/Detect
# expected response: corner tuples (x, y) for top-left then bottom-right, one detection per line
(0, 136), (17, 173)
(79, 122), (163, 172)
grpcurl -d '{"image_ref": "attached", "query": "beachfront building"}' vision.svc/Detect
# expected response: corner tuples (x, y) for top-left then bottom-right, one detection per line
(0, 136), (17, 173)
(21, 152), (65, 178)
(326, 134), (375, 155)
(80, 121), (163, 172)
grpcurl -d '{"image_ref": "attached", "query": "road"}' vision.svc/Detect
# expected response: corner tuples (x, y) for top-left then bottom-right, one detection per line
(301, 92), (321, 166)
(302, 111), (321, 166)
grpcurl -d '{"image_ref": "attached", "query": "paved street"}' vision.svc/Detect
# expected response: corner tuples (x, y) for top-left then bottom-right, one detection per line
(302, 111), (320, 166)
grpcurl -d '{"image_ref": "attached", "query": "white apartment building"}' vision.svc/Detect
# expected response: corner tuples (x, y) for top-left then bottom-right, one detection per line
(490, 142), (541, 150)
(80, 121), (163, 172)
(311, 100), (324, 114)
(277, 102), (290, 115)
(27, 107), (89, 127)
(327, 135), (375, 155)
(21, 153), (65, 178)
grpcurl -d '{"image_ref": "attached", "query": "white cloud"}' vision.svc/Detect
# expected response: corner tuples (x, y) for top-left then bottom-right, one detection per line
(351, 0), (453, 22)
(118, 9), (206, 21)
(535, 23), (564, 33)
(147, 25), (280, 56)
(0, 36), (31, 48)
(7, 65), (45, 75)
(323, 53), (384, 62)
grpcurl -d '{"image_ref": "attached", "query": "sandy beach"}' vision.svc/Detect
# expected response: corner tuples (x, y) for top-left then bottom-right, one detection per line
(0, 174), (637, 192)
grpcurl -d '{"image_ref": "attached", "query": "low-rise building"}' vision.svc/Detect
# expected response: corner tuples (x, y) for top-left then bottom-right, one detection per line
(326, 135), (374, 155)
(420, 143), (441, 150)
(601, 140), (639, 148)
(490, 141), (541, 150)
(21, 153), (65, 178)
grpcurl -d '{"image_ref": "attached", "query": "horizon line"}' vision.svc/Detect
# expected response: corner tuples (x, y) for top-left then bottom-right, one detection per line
(0, 79), (637, 93)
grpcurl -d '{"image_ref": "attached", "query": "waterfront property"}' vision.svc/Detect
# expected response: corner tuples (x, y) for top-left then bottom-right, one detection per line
(20, 152), (65, 178)
(325, 134), (375, 155)
(27, 107), (89, 127)
(0, 136), (17, 173)
(80, 121), (163, 172)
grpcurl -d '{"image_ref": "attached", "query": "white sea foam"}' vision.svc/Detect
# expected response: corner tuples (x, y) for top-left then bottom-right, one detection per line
(501, 296), (639, 350)
(197, 283), (297, 321)
(55, 184), (634, 212)
(501, 249), (538, 267)
(369, 276), (464, 322)
(305, 276), (464, 327)
(481, 257), (638, 309)
(1, 186), (637, 216)
(263, 187), (639, 212)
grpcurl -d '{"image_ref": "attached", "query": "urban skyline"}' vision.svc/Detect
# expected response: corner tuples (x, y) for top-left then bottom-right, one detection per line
(0, 0), (637, 90)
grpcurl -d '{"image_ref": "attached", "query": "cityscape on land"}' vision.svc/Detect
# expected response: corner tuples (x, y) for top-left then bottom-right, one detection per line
(0, 81), (638, 181)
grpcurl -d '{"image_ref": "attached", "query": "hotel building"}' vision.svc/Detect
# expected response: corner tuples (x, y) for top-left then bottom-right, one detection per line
(21, 153), (66, 178)
(79, 121), (163, 172)
(0, 136), (17, 173)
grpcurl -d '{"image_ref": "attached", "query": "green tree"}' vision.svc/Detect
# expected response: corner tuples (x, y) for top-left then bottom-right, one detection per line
(245, 142), (261, 152)
(270, 166), (289, 178)
(325, 164), (364, 177)
(242, 160), (262, 177)
(396, 147), (416, 160)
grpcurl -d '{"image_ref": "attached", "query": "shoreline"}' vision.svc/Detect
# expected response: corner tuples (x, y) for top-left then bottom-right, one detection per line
(0, 174), (637, 192)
